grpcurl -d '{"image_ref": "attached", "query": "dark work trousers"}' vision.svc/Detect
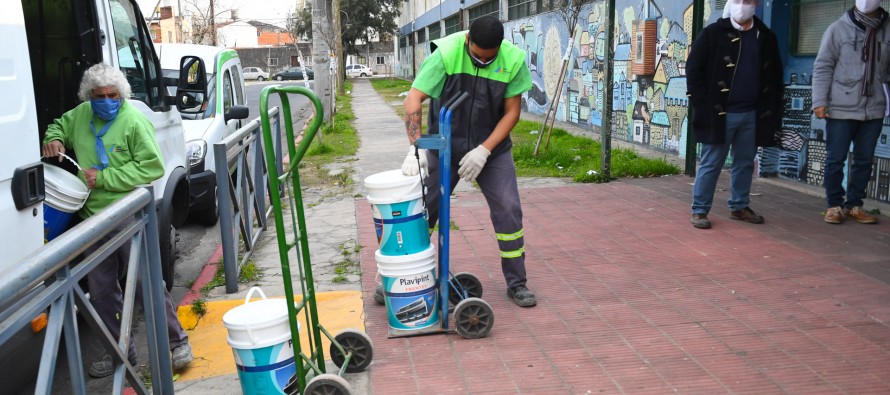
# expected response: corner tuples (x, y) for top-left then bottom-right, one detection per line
(423, 149), (527, 288)
(83, 218), (188, 359)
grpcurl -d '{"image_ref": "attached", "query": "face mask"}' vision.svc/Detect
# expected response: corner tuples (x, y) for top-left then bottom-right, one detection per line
(856, 0), (880, 13)
(465, 43), (498, 68)
(729, 3), (756, 24)
(90, 98), (122, 121)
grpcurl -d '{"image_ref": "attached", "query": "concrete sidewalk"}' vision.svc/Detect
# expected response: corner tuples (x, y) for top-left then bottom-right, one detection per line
(177, 79), (890, 394)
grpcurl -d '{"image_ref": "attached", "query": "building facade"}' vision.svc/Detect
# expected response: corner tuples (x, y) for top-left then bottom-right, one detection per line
(395, 0), (890, 204)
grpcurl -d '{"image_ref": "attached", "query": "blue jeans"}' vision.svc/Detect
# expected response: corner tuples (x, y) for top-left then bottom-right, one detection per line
(824, 118), (882, 208)
(691, 111), (757, 214)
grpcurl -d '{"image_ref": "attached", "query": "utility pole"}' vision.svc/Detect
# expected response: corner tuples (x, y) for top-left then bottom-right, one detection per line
(210, 0), (216, 45)
(311, 0), (332, 121)
(177, 0), (183, 42)
(333, 0), (344, 94)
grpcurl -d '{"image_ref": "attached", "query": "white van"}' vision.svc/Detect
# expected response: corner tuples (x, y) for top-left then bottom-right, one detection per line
(1, 0), (213, 290)
(156, 44), (250, 225)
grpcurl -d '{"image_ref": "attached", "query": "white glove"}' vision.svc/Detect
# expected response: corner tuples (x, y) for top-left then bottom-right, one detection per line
(401, 146), (428, 176)
(458, 145), (491, 182)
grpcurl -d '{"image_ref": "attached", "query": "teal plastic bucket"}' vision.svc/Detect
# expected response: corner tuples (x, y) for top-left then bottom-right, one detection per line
(43, 164), (89, 241)
(223, 288), (297, 395)
(364, 170), (430, 255)
(376, 245), (439, 331)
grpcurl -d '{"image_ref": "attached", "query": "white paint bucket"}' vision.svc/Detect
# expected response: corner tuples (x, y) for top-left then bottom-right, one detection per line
(364, 169), (430, 255)
(375, 245), (439, 331)
(42, 162), (89, 241)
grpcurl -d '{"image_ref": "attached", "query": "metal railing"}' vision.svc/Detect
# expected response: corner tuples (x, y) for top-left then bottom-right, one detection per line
(0, 187), (174, 394)
(215, 107), (282, 293)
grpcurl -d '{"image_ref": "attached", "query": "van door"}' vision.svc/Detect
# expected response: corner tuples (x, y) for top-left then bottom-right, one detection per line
(106, 0), (185, 200)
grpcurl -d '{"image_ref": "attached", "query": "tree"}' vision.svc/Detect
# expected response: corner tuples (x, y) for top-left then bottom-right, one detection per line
(182, 0), (231, 45)
(290, 0), (400, 60)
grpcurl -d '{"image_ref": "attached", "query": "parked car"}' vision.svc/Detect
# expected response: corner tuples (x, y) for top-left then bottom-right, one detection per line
(243, 66), (269, 81)
(272, 67), (314, 81)
(346, 64), (374, 77)
(157, 44), (250, 226)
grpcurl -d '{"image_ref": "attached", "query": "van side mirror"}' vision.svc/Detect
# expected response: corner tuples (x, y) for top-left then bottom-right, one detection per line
(225, 105), (250, 123)
(176, 56), (208, 114)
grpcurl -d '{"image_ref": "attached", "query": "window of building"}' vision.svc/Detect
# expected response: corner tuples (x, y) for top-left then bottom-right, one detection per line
(268, 58), (278, 66)
(444, 15), (461, 35)
(428, 23), (441, 40)
(418, 28), (428, 43)
(376, 56), (385, 65)
(399, 35), (407, 48)
(469, 1), (500, 25)
(508, 0), (538, 19)
(791, 0), (890, 55)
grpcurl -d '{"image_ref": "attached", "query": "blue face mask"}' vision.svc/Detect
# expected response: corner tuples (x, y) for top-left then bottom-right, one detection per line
(90, 98), (122, 121)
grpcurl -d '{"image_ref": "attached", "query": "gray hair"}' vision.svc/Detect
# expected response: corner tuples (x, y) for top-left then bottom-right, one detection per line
(77, 63), (132, 102)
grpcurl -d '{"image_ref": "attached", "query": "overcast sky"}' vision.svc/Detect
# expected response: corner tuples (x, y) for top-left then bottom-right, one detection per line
(136, 0), (301, 27)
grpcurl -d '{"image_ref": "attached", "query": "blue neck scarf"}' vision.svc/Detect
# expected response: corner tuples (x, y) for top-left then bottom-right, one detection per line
(89, 98), (122, 170)
(90, 119), (114, 170)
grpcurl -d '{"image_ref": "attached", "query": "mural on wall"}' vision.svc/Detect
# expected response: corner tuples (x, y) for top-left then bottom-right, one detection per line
(502, 0), (699, 157)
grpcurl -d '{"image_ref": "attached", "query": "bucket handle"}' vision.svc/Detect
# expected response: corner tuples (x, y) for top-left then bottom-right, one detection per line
(244, 287), (268, 304)
(42, 153), (85, 174)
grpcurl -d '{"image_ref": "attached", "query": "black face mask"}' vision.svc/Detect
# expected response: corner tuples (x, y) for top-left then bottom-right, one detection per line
(465, 43), (498, 68)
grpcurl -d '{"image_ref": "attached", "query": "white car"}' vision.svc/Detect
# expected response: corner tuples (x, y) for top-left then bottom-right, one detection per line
(346, 64), (374, 77)
(243, 66), (270, 81)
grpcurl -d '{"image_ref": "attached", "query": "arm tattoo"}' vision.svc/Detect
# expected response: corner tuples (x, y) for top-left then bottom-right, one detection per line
(406, 109), (422, 138)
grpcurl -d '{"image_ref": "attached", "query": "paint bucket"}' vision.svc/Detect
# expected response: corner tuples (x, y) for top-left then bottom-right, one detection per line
(376, 245), (439, 331)
(223, 287), (298, 395)
(364, 169), (429, 256)
(42, 163), (89, 241)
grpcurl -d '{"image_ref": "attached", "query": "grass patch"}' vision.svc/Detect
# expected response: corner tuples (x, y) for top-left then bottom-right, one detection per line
(199, 259), (263, 293)
(190, 298), (207, 318)
(431, 220), (459, 233)
(370, 78), (427, 133)
(298, 80), (359, 187)
(200, 261), (226, 293)
(240, 261), (261, 283)
(511, 120), (679, 182)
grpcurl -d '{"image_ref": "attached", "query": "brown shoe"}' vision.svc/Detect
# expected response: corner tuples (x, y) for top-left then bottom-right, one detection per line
(691, 213), (711, 229)
(730, 207), (764, 224)
(824, 206), (844, 224)
(844, 206), (878, 224)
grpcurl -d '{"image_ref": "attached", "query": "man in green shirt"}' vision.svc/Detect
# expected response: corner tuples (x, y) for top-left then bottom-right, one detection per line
(42, 63), (193, 377)
(401, 16), (536, 307)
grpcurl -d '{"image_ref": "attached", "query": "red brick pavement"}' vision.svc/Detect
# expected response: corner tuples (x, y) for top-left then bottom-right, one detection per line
(357, 175), (890, 394)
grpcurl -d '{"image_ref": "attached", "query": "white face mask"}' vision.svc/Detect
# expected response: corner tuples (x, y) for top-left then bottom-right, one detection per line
(730, 3), (756, 24)
(856, 0), (880, 13)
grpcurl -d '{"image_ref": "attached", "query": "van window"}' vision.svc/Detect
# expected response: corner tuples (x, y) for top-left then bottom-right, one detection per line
(222, 69), (233, 113)
(109, 0), (162, 109)
(232, 67), (244, 105)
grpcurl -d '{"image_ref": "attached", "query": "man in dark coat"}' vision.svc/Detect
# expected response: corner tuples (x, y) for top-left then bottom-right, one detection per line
(686, 0), (784, 229)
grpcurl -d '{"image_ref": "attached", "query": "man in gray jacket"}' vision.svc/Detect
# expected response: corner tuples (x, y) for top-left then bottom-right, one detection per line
(812, 0), (887, 224)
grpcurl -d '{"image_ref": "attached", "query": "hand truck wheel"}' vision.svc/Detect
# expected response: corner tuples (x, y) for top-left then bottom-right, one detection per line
(448, 272), (483, 305)
(374, 284), (384, 305)
(305, 373), (352, 395)
(453, 297), (494, 339)
(330, 329), (374, 373)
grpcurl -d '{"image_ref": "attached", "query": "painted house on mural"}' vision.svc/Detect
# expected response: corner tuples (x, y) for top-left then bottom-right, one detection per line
(395, 0), (890, 205)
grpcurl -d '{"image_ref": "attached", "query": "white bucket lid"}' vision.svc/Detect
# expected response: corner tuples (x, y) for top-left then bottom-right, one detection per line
(375, 244), (436, 264)
(43, 165), (89, 198)
(46, 187), (85, 206)
(364, 170), (423, 204)
(223, 288), (299, 349)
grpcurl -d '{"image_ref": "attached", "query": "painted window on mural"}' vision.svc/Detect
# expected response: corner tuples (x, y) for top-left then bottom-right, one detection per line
(792, 0), (890, 55)
(635, 32), (644, 64)
(444, 15), (461, 35)
(428, 23), (441, 40)
(508, 0), (538, 19)
(469, 1), (500, 25)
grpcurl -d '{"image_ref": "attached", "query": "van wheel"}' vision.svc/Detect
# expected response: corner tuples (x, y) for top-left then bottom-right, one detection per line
(159, 215), (177, 291)
(257, 76), (265, 81)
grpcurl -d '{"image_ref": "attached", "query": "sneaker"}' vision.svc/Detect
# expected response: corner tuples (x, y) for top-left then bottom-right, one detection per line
(730, 207), (764, 224)
(691, 213), (711, 229)
(171, 342), (193, 371)
(824, 206), (844, 224)
(507, 285), (537, 307)
(89, 353), (137, 378)
(374, 284), (385, 305)
(844, 206), (878, 224)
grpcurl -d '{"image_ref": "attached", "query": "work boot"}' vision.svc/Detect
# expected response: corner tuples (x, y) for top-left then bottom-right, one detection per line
(691, 213), (711, 229)
(89, 353), (138, 378)
(374, 284), (385, 305)
(845, 206), (879, 224)
(730, 207), (764, 224)
(171, 342), (193, 371)
(507, 285), (536, 307)
(824, 206), (844, 224)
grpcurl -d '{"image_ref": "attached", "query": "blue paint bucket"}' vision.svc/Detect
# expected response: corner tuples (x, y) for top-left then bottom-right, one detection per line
(223, 288), (298, 395)
(43, 164), (89, 242)
(364, 170), (430, 255)
(376, 245), (439, 331)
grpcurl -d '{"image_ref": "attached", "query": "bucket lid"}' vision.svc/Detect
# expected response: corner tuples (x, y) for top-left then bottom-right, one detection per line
(375, 244), (436, 264)
(223, 298), (290, 330)
(45, 192), (83, 212)
(43, 165), (89, 197)
(363, 169), (421, 191)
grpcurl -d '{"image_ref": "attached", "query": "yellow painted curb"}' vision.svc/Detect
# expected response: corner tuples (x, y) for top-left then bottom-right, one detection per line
(175, 290), (365, 382)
